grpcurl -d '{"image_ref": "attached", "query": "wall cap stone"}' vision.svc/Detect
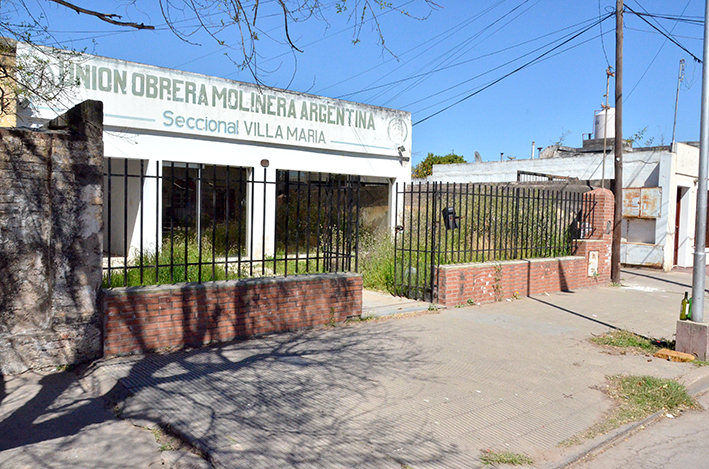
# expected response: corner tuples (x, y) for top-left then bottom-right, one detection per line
(102, 272), (363, 297)
(439, 256), (584, 270)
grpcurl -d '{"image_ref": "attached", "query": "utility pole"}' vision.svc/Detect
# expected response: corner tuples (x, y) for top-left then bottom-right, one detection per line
(691, 0), (709, 323)
(602, 66), (614, 190)
(672, 59), (686, 151)
(612, 0), (623, 284)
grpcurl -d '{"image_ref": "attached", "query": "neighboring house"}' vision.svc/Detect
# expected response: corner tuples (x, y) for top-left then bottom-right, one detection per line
(429, 138), (702, 271)
(4, 42), (412, 258)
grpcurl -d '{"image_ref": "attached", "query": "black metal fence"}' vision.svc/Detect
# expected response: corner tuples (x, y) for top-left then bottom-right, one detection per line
(394, 182), (595, 302)
(517, 170), (580, 182)
(103, 159), (361, 288)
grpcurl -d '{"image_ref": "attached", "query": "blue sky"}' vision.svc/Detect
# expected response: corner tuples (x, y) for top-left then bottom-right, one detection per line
(5, 0), (706, 165)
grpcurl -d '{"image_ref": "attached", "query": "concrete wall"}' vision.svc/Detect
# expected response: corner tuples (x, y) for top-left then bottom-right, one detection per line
(436, 189), (613, 307)
(103, 273), (362, 356)
(0, 101), (104, 374)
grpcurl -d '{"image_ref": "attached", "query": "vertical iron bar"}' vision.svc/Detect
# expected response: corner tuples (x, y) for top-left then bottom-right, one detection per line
(107, 157), (112, 287)
(475, 184), (482, 262)
(155, 160), (160, 284)
(197, 165), (203, 283)
(414, 181), (422, 297)
(491, 186), (498, 260)
(284, 171), (291, 276)
(169, 162), (175, 283)
(429, 182), (438, 303)
(484, 186), (491, 262)
(123, 158), (128, 286)
(355, 176), (360, 272)
(139, 160), (144, 285)
(545, 189), (552, 257)
(262, 167), (267, 276)
(212, 165), (217, 280)
(443, 182), (450, 264)
(462, 183), (469, 263)
(393, 182), (400, 296)
(225, 166), (231, 279)
(248, 169), (254, 277)
(523, 188), (530, 258)
(316, 174), (322, 272)
(406, 182), (414, 297)
(184, 163), (190, 283)
(305, 173), (312, 272)
(338, 177), (343, 272)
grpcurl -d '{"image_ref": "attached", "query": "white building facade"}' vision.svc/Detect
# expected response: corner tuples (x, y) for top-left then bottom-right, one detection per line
(15, 44), (412, 259)
(430, 142), (702, 271)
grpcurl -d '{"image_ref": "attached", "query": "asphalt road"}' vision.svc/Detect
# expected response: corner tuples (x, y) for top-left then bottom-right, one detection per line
(569, 390), (709, 469)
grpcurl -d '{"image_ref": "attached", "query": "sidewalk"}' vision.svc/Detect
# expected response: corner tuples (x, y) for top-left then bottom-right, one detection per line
(2, 267), (709, 468)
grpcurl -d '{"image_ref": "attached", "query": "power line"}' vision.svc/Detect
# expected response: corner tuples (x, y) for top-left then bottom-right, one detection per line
(335, 16), (602, 100)
(625, 4), (702, 62)
(598, 0), (611, 67)
(380, 0), (543, 107)
(412, 11), (614, 126)
(626, 26), (702, 41)
(408, 27), (612, 115)
(319, 0), (509, 96)
(625, 0), (693, 102)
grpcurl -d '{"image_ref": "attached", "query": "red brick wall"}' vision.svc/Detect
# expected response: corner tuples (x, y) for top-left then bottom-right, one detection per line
(103, 273), (362, 356)
(437, 189), (614, 307)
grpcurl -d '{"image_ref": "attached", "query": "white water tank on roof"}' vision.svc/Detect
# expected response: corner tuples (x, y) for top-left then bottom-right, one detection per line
(594, 108), (615, 140)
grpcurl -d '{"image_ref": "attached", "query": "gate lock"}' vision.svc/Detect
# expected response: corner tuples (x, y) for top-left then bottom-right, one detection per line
(442, 207), (460, 230)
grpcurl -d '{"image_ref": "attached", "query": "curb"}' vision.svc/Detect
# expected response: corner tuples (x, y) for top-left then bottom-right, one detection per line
(553, 366), (709, 468)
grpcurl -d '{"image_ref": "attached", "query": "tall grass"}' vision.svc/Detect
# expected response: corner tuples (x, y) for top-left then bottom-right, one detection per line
(103, 234), (232, 288)
(393, 185), (582, 299)
(359, 234), (395, 293)
(104, 233), (334, 288)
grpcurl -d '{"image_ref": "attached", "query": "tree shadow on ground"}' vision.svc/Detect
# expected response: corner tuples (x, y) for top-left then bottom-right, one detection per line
(106, 319), (460, 468)
(1, 317), (462, 468)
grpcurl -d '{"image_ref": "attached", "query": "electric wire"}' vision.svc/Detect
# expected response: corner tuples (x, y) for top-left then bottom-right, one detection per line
(598, 0), (611, 67)
(412, 11), (614, 126)
(626, 26), (702, 41)
(625, 4), (701, 62)
(335, 16), (602, 99)
(379, 0), (543, 106)
(316, 0), (508, 94)
(409, 27), (612, 115)
(405, 16), (611, 110)
(625, 0), (693, 103)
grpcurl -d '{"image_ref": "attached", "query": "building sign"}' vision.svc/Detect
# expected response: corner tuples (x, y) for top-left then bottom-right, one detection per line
(17, 44), (411, 157)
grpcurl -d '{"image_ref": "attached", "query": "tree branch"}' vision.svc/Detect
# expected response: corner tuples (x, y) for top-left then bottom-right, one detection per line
(47, 0), (155, 30)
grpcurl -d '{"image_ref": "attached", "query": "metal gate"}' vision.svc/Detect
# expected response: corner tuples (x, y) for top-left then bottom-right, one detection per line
(393, 182), (442, 302)
(393, 182), (592, 302)
(275, 171), (361, 274)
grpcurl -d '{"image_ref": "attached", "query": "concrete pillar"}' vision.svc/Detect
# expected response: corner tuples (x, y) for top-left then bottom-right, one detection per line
(247, 166), (276, 259)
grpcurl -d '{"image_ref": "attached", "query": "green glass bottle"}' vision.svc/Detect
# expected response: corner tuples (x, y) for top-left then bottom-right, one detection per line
(688, 297), (692, 321)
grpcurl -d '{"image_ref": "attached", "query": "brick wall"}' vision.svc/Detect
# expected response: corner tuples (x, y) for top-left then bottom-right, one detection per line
(0, 101), (104, 374)
(437, 188), (614, 307)
(103, 273), (362, 356)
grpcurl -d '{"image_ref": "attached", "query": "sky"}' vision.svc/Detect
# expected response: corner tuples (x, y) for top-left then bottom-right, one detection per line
(3, 0), (706, 166)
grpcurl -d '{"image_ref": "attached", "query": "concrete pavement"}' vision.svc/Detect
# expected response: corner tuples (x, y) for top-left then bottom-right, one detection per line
(2, 267), (709, 468)
(0, 368), (164, 468)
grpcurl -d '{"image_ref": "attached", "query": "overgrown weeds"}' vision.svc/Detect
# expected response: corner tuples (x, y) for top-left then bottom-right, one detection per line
(561, 374), (697, 446)
(590, 330), (662, 354)
(479, 450), (533, 466)
(359, 234), (395, 293)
